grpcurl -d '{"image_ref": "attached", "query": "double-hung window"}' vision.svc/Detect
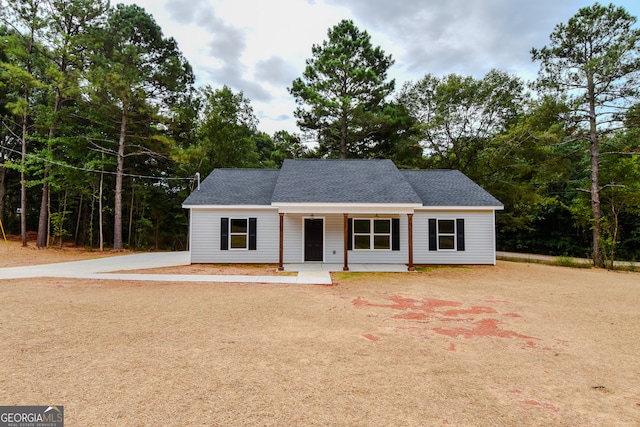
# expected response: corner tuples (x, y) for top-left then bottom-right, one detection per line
(230, 219), (248, 249)
(437, 219), (456, 250)
(221, 217), (257, 251)
(428, 218), (465, 251)
(353, 219), (391, 250)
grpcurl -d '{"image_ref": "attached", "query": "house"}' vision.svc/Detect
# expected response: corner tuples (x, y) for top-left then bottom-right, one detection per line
(182, 159), (503, 270)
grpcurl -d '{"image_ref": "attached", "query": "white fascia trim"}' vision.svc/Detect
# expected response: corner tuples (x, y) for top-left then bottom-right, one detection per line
(415, 206), (504, 211)
(272, 202), (423, 214)
(182, 204), (277, 210)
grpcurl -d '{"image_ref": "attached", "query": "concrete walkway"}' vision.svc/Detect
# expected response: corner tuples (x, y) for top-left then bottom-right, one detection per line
(0, 252), (333, 285)
(283, 263), (409, 272)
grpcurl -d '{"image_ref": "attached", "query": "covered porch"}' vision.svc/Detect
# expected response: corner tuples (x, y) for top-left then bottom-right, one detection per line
(273, 203), (420, 272)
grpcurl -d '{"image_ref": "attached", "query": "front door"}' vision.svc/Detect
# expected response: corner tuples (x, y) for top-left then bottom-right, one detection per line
(304, 218), (324, 261)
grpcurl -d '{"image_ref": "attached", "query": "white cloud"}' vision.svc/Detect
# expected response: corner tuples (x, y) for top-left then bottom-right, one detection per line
(122, 0), (640, 135)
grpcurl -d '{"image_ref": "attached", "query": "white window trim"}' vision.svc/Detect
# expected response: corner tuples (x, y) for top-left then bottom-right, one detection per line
(229, 217), (249, 250)
(437, 219), (456, 251)
(353, 218), (392, 251)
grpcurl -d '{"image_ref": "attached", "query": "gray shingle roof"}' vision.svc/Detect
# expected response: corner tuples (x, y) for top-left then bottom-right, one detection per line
(182, 160), (502, 208)
(271, 159), (423, 203)
(182, 168), (279, 205)
(401, 170), (503, 207)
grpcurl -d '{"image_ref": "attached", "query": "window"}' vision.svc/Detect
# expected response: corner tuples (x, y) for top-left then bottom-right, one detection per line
(353, 219), (391, 250)
(221, 217), (257, 251)
(230, 219), (248, 249)
(437, 219), (455, 250)
(428, 218), (465, 252)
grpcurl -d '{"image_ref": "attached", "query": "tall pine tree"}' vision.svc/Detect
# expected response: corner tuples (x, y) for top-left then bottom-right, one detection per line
(290, 20), (394, 158)
(532, 3), (640, 267)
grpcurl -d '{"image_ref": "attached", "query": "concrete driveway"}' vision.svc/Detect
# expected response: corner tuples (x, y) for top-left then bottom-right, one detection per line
(0, 252), (332, 285)
(0, 252), (191, 279)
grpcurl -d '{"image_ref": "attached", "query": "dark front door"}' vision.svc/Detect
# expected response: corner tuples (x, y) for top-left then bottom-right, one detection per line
(304, 218), (324, 261)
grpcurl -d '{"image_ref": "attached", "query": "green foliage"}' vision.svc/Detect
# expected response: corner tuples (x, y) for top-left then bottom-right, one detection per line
(399, 69), (527, 173)
(270, 130), (310, 166)
(185, 85), (260, 172)
(482, 96), (569, 233)
(290, 19), (395, 158)
(50, 210), (70, 244)
(360, 101), (424, 167)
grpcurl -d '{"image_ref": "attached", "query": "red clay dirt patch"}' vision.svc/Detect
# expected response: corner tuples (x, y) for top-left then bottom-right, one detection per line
(353, 294), (533, 341)
(433, 318), (533, 339)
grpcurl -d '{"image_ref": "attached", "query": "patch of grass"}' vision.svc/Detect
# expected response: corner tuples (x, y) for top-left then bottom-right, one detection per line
(498, 256), (546, 265)
(414, 265), (469, 272)
(331, 272), (396, 281)
(500, 255), (640, 272)
(331, 266), (469, 279)
(555, 256), (592, 269)
(498, 255), (592, 269)
(602, 262), (639, 273)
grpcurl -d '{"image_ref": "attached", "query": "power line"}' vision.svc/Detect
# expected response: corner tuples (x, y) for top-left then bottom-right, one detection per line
(0, 144), (197, 182)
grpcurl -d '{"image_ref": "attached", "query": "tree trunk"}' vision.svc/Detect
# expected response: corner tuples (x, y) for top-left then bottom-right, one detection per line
(21, 110), (28, 247)
(57, 188), (68, 248)
(609, 203), (619, 270)
(37, 93), (63, 248)
(0, 166), (7, 224)
(74, 193), (83, 246)
(340, 109), (348, 159)
(590, 139), (602, 267)
(588, 73), (603, 267)
(99, 164), (104, 252)
(113, 105), (127, 251)
(20, 6), (39, 247)
(128, 179), (135, 246)
(36, 176), (49, 247)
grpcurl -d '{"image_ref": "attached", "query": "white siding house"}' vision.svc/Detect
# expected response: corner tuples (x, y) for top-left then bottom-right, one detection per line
(183, 159), (503, 270)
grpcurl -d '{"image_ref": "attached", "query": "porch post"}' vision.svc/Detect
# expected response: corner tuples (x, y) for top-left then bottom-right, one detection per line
(408, 213), (414, 271)
(278, 213), (284, 271)
(343, 214), (349, 271)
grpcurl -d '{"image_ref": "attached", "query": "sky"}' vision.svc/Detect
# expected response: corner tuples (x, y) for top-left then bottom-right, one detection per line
(120, 0), (640, 136)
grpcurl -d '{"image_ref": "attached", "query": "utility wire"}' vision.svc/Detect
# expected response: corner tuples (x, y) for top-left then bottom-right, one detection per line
(0, 144), (197, 182)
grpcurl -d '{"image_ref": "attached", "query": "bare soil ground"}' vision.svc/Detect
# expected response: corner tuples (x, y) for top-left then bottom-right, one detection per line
(0, 237), (123, 268)
(1, 241), (639, 426)
(117, 263), (286, 276)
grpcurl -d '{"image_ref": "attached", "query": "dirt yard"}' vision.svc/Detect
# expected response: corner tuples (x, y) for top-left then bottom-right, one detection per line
(0, 242), (639, 426)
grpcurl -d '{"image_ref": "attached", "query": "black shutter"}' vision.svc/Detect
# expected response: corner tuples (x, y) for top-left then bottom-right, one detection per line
(220, 217), (229, 251)
(347, 218), (353, 251)
(428, 218), (437, 251)
(456, 218), (465, 251)
(391, 218), (400, 251)
(249, 218), (257, 250)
